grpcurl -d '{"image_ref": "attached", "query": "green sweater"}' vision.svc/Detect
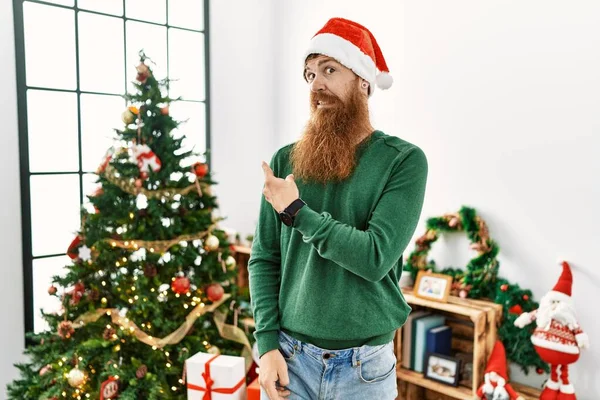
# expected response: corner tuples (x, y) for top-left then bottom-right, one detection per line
(248, 130), (428, 357)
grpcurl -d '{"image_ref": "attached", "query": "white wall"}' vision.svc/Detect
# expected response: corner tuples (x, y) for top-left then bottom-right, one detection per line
(209, 0), (278, 239)
(266, 0), (600, 397)
(0, 0), (26, 395)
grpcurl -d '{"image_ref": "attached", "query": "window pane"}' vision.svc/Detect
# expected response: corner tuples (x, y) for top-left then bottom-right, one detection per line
(23, 2), (76, 90)
(27, 90), (79, 173)
(81, 94), (123, 171)
(126, 21), (167, 93)
(77, 0), (123, 16)
(168, 0), (204, 31)
(30, 174), (81, 257)
(78, 12), (124, 94)
(170, 100), (206, 164)
(33, 256), (70, 333)
(126, 0), (166, 24)
(168, 28), (205, 101)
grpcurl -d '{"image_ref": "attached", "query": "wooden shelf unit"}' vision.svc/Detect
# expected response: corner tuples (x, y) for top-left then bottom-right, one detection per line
(394, 289), (502, 398)
(395, 289), (541, 400)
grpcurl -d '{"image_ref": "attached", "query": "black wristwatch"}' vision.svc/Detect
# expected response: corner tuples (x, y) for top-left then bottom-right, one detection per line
(279, 198), (306, 227)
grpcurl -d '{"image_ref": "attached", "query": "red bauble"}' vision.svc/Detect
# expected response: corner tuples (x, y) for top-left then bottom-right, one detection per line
(160, 106), (169, 115)
(135, 179), (142, 188)
(500, 284), (508, 292)
(140, 171), (149, 180)
(523, 294), (529, 301)
(206, 283), (224, 302)
(48, 285), (57, 295)
(508, 304), (523, 315)
(171, 276), (191, 294)
(537, 367), (544, 374)
(193, 162), (209, 178)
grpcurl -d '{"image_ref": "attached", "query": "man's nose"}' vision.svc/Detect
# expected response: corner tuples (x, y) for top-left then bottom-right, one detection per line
(310, 75), (326, 92)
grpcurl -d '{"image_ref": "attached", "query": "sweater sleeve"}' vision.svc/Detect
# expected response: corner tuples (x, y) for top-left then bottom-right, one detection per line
(293, 146), (428, 282)
(248, 154), (283, 357)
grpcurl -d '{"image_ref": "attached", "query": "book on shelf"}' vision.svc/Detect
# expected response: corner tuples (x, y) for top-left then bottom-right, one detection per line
(426, 325), (452, 356)
(401, 310), (431, 369)
(413, 314), (446, 373)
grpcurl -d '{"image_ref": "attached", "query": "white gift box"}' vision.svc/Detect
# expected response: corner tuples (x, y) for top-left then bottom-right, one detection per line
(186, 351), (247, 400)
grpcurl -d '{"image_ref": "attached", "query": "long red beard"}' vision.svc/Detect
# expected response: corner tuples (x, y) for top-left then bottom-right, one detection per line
(290, 84), (371, 184)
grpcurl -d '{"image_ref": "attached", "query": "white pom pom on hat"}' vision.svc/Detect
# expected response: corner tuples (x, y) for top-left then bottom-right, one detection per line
(304, 17), (393, 95)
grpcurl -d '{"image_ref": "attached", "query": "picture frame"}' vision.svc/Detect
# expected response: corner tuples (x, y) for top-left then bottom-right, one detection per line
(424, 352), (461, 387)
(414, 270), (452, 303)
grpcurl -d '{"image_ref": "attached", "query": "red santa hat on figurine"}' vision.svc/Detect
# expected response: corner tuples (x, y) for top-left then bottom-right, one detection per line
(475, 340), (523, 400)
(305, 17), (393, 95)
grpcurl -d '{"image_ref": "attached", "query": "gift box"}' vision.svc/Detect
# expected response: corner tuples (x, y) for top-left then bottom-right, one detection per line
(186, 351), (247, 400)
(247, 377), (260, 400)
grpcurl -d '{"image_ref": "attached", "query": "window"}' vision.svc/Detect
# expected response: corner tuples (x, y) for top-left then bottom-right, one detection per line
(12, 0), (211, 334)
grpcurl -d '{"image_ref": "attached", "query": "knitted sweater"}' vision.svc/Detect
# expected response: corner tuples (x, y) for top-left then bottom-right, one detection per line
(248, 130), (428, 356)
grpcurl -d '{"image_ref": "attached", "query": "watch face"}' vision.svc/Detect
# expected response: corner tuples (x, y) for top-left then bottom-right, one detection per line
(280, 212), (293, 226)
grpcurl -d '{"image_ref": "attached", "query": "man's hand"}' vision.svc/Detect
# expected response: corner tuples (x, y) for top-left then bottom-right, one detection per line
(259, 349), (291, 400)
(262, 161), (299, 213)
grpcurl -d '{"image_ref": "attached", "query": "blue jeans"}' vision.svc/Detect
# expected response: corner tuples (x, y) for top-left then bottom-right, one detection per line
(261, 330), (398, 400)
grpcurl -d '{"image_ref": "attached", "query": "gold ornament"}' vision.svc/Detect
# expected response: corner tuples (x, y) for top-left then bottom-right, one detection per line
(207, 345), (220, 355)
(225, 255), (236, 270)
(121, 109), (135, 124)
(67, 368), (87, 388)
(205, 235), (220, 251)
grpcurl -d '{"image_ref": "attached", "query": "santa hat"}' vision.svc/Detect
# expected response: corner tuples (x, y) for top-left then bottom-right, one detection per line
(304, 18), (393, 94)
(545, 260), (573, 303)
(485, 340), (508, 380)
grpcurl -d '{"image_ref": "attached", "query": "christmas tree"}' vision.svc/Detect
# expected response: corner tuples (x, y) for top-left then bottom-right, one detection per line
(7, 52), (254, 400)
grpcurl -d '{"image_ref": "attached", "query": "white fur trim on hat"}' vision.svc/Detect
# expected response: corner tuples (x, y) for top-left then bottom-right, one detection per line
(543, 290), (572, 304)
(545, 380), (560, 390)
(305, 33), (377, 88)
(560, 384), (575, 394)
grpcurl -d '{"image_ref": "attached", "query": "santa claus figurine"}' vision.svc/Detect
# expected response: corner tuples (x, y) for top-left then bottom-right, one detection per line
(475, 340), (524, 400)
(514, 261), (589, 400)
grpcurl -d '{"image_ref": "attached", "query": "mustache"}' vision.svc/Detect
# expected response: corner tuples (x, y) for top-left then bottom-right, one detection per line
(310, 91), (342, 106)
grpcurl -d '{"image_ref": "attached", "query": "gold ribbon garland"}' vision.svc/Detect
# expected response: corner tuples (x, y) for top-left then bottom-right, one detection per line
(213, 309), (254, 372)
(100, 227), (217, 254)
(72, 294), (230, 348)
(102, 164), (212, 199)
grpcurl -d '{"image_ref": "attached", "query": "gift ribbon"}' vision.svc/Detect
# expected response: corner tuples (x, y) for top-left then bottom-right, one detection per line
(187, 354), (245, 400)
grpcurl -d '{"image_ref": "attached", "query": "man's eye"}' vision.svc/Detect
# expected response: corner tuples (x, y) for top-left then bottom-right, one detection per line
(306, 73), (315, 81)
(325, 67), (335, 74)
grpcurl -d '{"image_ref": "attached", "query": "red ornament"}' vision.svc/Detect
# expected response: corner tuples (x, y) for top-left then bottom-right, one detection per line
(508, 304), (523, 315)
(160, 106), (169, 115)
(171, 276), (191, 294)
(48, 285), (57, 295)
(537, 367), (544, 374)
(67, 236), (82, 260)
(522, 294), (529, 301)
(100, 376), (119, 400)
(140, 171), (149, 180)
(500, 284), (508, 292)
(193, 162), (209, 178)
(135, 179), (143, 188)
(69, 282), (86, 305)
(206, 283), (224, 302)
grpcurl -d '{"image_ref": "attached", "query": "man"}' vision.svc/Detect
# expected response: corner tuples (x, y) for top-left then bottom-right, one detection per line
(248, 17), (428, 400)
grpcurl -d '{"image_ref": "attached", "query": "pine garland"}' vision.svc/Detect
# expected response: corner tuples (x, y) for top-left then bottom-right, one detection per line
(404, 206), (547, 374)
